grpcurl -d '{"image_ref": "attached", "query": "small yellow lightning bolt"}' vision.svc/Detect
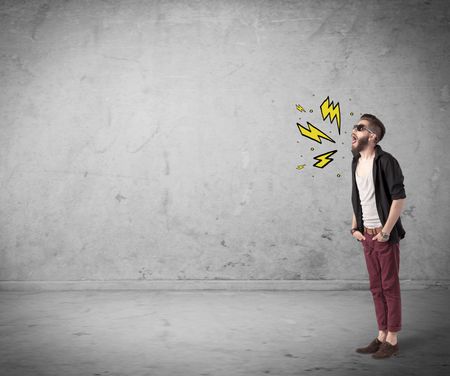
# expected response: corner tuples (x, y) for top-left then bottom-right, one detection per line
(296, 164), (306, 170)
(313, 150), (337, 168)
(297, 121), (335, 144)
(296, 104), (306, 112)
(320, 96), (341, 134)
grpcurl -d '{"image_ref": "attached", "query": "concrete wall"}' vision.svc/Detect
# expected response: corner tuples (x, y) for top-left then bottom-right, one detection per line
(0, 0), (449, 282)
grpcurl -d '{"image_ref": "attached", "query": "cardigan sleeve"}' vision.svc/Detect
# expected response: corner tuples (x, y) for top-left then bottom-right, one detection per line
(382, 155), (406, 200)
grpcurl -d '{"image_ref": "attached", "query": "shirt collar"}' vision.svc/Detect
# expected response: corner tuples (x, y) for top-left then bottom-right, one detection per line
(352, 144), (385, 163)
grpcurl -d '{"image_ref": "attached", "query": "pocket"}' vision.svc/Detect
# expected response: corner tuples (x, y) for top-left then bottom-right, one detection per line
(360, 231), (366, 242)
(375, 239), (392, 252)
(361, 233), (368, 246)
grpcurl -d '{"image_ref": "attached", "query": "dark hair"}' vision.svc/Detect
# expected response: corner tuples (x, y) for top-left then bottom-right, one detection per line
(360, 113), (386, 143)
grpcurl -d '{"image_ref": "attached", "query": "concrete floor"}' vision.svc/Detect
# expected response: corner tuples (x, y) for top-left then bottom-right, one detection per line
(1, 289), (449, 376)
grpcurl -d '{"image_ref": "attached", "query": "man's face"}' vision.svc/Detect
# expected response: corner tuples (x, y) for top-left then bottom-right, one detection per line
(351, 119), (373, 154)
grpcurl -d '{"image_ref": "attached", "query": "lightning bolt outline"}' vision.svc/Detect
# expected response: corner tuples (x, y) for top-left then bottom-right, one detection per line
(313, 149), (338, 169)
(297, 121), (335, 144)
(296, 104), (306, 112)
(320, 96), (341, 135)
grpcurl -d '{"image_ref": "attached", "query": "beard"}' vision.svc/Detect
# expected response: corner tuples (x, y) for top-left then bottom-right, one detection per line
(351, 135), (369, 157)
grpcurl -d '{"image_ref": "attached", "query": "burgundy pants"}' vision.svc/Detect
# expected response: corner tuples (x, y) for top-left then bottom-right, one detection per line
(361, 229), (402, 332)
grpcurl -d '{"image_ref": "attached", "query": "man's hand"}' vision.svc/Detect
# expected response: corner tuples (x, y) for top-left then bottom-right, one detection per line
(372, 232), (389, 242)
(352, 231), (365, 242)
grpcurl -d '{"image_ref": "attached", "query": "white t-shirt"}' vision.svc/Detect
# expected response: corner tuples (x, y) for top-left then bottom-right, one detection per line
(356, 161), (382, 228)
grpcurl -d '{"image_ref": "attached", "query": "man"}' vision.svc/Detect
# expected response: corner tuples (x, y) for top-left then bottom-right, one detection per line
(350, 114), (406, 359)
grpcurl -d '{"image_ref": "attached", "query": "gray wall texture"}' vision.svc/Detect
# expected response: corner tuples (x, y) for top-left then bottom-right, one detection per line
(0, 0), (449, 281)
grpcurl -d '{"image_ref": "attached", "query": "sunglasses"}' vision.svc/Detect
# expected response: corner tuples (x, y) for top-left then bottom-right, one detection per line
(352, 124), (376, 135)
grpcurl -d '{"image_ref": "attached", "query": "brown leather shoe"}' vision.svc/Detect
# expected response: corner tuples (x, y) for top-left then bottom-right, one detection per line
(372, 341), (399, 359)
(355, 337), (383, 354)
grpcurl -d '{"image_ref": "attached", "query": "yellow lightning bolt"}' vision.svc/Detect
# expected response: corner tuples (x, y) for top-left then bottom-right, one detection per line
(296, 104), (306, 112)
(296, 164), (306, 170)
(297, 121), (335, 144)
(313, 150), (337, 168)
(320, 96), (341, 134)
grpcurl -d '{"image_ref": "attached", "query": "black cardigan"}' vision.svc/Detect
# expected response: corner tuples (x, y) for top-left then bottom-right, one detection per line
(351, 144), (406, 243)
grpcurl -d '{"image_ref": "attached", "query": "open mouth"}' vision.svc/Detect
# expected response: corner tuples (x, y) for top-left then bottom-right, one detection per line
(352, 134), (357, 144)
